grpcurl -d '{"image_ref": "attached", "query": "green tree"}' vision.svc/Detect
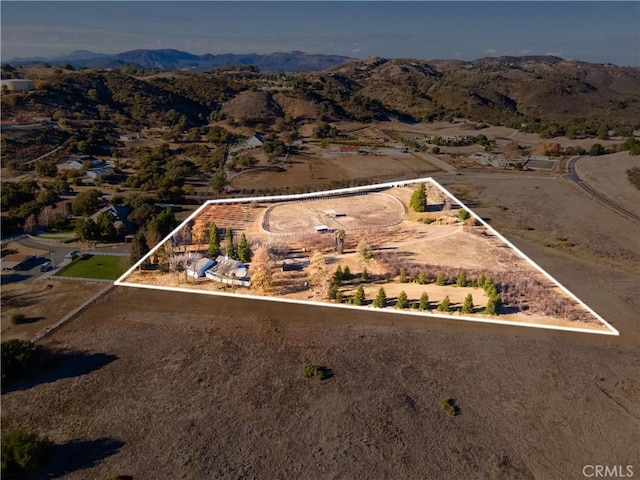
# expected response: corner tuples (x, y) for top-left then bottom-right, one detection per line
(334, 265), (344, 284)
(224, 227), (235, 258)
(357, 236), (373, 263)
(351, 285), (365, 306)
(329, 282), (340, 300)
(461, 294), (474, 314)
(208, 223), (220, 257)
(410, 183), (428, 212)
(589, 143), (605, 156)
(71, 189), (102, 216)
(1, 339), (41, 387)
(237, 233), (251, 262)
(343, 265), (351, 280)
(74, 218), (100, 246)
(419, 292), (430, 311)
(417, 270), (426, 285)
(361, 267), (368, 282)
(335, 229), (346, 254)
(456, 270), (467, 287)
(396, 290), (409, 309)
(35, 160), (58, 177)
(210, 172), (228, 193)
(373, 287), (387, 308)
(484, 294), (501, 315)
(1, 427), (52, 477)
(95, 213), (117, 241)
(457, 209), (470, 222)
(130, 230), (149, 266)
(435, 272), (447, 286)
(399, 268), (408, 283)
(437, 296), (451, 312)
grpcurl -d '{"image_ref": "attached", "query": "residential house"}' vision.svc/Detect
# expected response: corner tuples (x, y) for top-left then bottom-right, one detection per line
(205, 255), (250, 286)
(186, 257), (216, 278)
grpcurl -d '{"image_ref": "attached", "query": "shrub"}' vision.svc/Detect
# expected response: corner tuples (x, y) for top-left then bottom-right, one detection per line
(457, 209), (470, 222)
(342, 265), (351, 280)
(1, 427), (52, 477)
(1, 340), (41, 387)
(438, 398), (460, 416)
(416, 270), (426, 285)
(303, 364), (329, 381)
(350, 285), (365, 306)
(10, 313), (27, 325)
(435, 272), (446, 286)
(456, 270), (467, 287)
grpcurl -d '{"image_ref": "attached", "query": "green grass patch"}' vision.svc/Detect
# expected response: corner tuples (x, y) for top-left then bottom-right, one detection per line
(55, 254), (128, 280)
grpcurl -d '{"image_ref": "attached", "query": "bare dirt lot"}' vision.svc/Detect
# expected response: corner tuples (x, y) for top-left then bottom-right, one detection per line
(2, 284), (637, 480)
(576, 152), (640, 217)
(0, 279), (108, 341)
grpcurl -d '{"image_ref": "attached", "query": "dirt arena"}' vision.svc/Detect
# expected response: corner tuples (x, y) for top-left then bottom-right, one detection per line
(265, 193), (405, 234)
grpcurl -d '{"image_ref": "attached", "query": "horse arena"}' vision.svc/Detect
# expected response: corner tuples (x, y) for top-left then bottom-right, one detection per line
(262, 192), (406, 235)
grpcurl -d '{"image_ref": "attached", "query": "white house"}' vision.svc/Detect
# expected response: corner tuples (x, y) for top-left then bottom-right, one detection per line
(186, 257), (216, 278)
(245, 133), (264, 149)
(205, 256), (250, 286)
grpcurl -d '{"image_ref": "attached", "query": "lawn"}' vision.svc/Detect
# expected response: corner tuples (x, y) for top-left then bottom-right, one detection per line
(55, 254), (128, 280)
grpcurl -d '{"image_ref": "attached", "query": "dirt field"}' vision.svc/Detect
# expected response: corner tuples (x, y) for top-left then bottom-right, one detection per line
(576, 152), (640, 217)
(0, 279), (109, 341)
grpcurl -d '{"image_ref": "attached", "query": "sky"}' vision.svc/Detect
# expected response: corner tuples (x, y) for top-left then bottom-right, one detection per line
(1, 1), (639, 66)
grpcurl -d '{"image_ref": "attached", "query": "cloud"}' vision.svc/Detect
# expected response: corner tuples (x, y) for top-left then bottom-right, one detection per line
(352, 48), (361, 53)
(483, 49), (497, 54)
(545, 51), (562, 57)
(520, 49), (533, 54)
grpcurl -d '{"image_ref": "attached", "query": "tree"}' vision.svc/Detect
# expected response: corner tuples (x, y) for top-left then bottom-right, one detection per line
(435, 272), (447, 286)
(1, 339), (41, 387)
(410, 183), (427, 212)
(343, 265), (351, 280)
(361, 267), (369, 282)
(437, 296), (451, 312)
(457, 209), (470, 222)
(419, 292), (429, 311)
(329, 282), (340, 300)
(237, 233), (251, 263)
(456, 270), (467, 287)
(250, 247), (274, 294)
(461, 294), (474, 314)
(224, 227), (235, 258)
(484, 294), (501, 315)
(373, 287), (387, 308)
(351, 285), (365, 306)
(210, 172), (228, 193)
(335, 229), (346, 254)
(35, 160), (57, 177)
(357, 236), (373, 263)
(333, 265), (344, 284)
(589, 143), (605, 156)
(71, 189), (102, 216)
(208, 223), (220, 257)
(95, 213), (117, 241)
(130, 230), (149, 266)
(1, 427), (52, 477)
(396, 290), (409, 309)
(74, 218), (100, 246)
(399, 268), (408, 283)
(417, 270), (426, 285)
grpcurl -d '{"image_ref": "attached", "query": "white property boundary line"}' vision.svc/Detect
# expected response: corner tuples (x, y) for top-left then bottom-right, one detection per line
(115, 177), (619, 336)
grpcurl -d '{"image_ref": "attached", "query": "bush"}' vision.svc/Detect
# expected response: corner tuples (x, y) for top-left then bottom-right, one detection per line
(457, 209), (470, 222)
(438, 398), (460, 416)
(303, 364), (329, 381)
(435, 272), (447, 286)
(10, 313), (27, 325)
(1, 340), (41, 387)
(396, 290), (409, 309)
(437, 296), (451, 312)
(1, 427), (52, 477)
(419, 292), (430, 311)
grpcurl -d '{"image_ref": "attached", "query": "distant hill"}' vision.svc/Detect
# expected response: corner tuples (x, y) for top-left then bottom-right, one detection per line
(5, 49), (356, 73)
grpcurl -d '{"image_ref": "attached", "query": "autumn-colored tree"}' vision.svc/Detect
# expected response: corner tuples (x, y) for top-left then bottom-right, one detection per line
(250, 247), (274, 295)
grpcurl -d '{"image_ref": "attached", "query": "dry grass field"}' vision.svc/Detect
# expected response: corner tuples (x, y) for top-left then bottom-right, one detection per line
(2, 151), (638, 479)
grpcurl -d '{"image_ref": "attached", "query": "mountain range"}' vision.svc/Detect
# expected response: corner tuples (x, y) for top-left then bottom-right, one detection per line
(5, 49), (356, 72)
